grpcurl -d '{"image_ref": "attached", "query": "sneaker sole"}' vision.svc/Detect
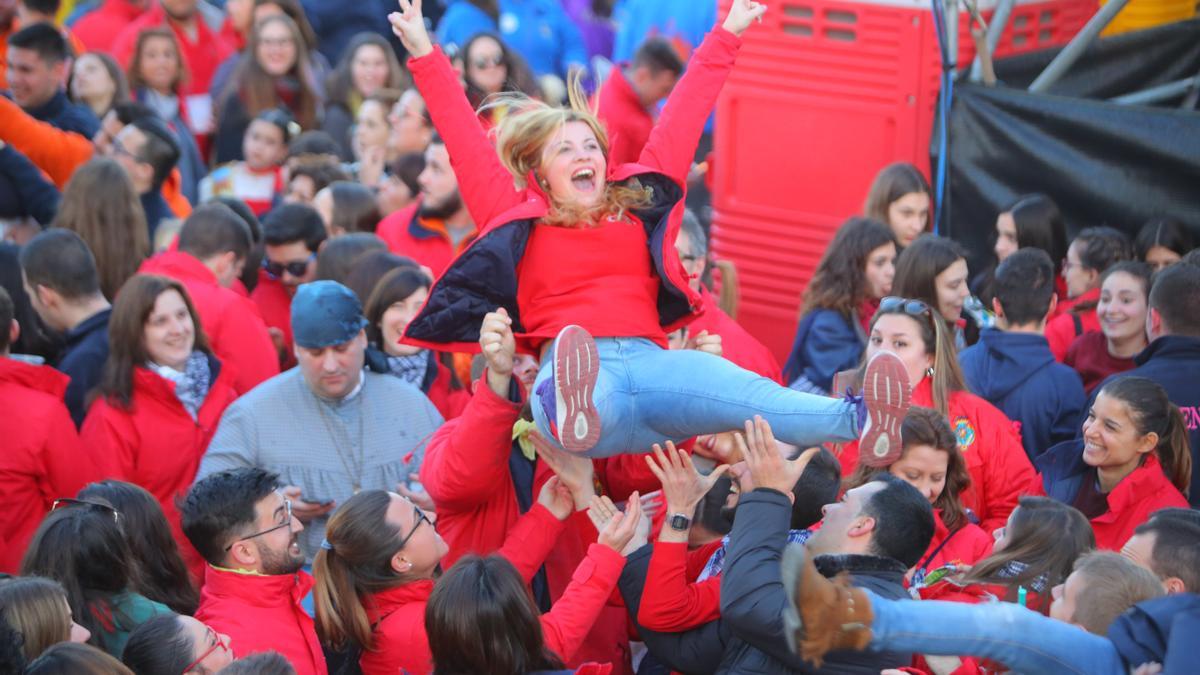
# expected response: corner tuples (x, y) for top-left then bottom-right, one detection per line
(554, 325), (601, 454)
(859, 351), (910, 467)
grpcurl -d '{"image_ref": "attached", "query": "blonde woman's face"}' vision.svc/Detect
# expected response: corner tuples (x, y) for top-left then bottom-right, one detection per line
(539, 120), (607, 211)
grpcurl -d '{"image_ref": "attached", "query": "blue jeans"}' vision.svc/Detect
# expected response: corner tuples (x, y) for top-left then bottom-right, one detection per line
(867, 591), (1127, 675)
(532, 337), (859, 458)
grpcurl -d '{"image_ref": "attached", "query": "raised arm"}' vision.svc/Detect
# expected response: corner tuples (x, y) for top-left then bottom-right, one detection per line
(635, 0), (765, 182)
(0, 97), (94, 189)
(391, 0), (523, 227)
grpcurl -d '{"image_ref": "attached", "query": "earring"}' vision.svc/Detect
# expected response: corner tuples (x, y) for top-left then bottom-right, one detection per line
(926, 366), (935, 377)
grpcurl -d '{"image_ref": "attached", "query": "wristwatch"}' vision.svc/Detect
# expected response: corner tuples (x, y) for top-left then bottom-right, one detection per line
(668, 512), (692, 531)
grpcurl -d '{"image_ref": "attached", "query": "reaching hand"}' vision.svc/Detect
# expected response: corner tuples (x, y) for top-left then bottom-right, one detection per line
(479, 308), (516, 377)
(537, 476), (575, 521)
(722, 0), (768, 36)
(395, 474), (437, 513)
(734, 416), (820, 497)
(588, 493), (645, 556)
(282, 485), (336, 522)
(531, 431), (596, 510)
(645, 441), (729, 515)
(388, 0), (433, 58)
(686, 330), (723, 357)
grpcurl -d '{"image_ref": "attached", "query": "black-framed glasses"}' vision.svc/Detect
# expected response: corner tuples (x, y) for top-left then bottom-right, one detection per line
(51, 498), (121, 525)
(397, 503), (431, 551)
(262, 254), (315, 280)
(879, 296), (933, 318)
(224, 498), (292, 551)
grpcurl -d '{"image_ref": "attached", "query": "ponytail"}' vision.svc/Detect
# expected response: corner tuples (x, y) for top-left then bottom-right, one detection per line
(311, 490), (407, 652)
(1097, 376), (1192, 497)
(1160, 405), (1192, 496)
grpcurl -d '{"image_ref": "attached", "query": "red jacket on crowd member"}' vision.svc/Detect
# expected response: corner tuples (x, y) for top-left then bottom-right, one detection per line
(359, 503), (625, 675)
(374, 201), (477, 279)
(424, 356), (468, 419)
(420, 380), (639, 673)
(73, 0), (147, 53)
(139, 252), (279, 394)
(838, 378), (1038, 534)
(194, 567), (326, 675)
(81, 357), (239, 580)
(914, 510), (994, 576)
(594, 67), (654, 167)
(1045, 288), (1101, 361)
(111, 5), (234, 106)
(0, 359), (99, 573)
(402, 28), (744, 355)
(250, 271), (296, 370)
(686, 287), (783, 383)
(636, 539), (723, 632)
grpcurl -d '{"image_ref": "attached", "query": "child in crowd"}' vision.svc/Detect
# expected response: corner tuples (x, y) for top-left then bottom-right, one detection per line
(201, 109), (295, 215)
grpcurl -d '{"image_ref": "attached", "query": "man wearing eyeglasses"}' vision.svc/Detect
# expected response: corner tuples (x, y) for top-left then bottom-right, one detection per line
(181, 468), (326, 675)
(250, 203), (327, 370)
(107, 115), (182, 243)
(197, 281), (444, 563)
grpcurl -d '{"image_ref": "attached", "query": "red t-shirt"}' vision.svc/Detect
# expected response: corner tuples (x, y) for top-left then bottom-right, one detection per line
(516, 216), (667, 350)
(1064, 330), (1136, 395)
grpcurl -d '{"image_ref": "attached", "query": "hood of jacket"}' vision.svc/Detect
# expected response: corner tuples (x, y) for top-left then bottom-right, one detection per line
(0, 358), (70, 398)
(965, 329), (1056, 400)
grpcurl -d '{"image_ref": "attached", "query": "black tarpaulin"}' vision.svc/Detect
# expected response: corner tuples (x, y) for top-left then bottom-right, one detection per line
(935, 19), (1200, 265)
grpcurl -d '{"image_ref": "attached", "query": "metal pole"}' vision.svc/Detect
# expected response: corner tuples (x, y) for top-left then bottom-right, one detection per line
(1110, 75), (1200, 105)
(1028, 0), (1133, 93)
(970, 0), (1014, 81)
(945, 0), (960, 69)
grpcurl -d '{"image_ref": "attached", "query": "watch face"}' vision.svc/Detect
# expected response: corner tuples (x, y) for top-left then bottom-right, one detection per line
(670, 514), (690, 531)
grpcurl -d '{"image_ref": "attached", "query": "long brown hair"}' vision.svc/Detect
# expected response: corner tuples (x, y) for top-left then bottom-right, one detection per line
(800, 217), (896, 322)
(489, 73), (651, 227)
(863, 162), (931, 227)
(868, 300), (965, 416)
(845, 406), (971, 531)
(0, 577), (72, 661)
(127, 27), (187, 94)
(313, 490), (411, 652)
(961, 496), (1095, 605)
(51, 158), (149, 300)
(893, 234), (969, 333)
(224, 14), (319, 129)
(1096, 376), (1192, 495)
(326, 32), (408, 110)
(97, 275), (211, 410)
(426, 555), (564, 675)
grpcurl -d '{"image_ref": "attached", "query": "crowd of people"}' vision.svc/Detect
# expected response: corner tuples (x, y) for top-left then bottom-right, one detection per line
(2, 0), (1199, 673)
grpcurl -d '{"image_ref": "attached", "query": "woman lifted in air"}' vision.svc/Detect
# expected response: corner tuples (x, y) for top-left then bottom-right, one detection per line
(389, 0), (909, 458)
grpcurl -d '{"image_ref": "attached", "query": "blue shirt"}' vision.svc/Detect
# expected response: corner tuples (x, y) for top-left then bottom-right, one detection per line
(25, 89), (100, 138)
(55, 308), (111, 427)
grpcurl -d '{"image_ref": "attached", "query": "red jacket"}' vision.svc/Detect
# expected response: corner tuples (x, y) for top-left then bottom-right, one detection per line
(0, 359), (99, 573)
(110, 5), (234, 98)
(637, 539), (723, 632)
(73, 0), (147, 53)
(420, 381), (638, 672)
(425, 357), (468, 420)
(838, 378), (1038, 533)
(595, 67), (654, 167)
(402, 28), (743, 354)
(687, 288), (783, 383)
(81, 357), (239, 580)
(195, 567), (326, 675)
(1046, 287), (1101, 361)
(139, 252), (279, 394)
(359, 504), (624, 675)
(375, 201), (477, 279)
(915, 509), (994, 575)
(250, 272), (296, 370)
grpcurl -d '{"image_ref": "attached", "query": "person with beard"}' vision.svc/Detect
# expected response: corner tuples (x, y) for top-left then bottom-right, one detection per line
(180, 468), (327, 675)
(251, 203), (326, 369)
(374, 135), (475, 279)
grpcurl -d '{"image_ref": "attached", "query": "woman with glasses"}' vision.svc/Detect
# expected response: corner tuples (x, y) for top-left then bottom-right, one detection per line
(80, 275), (239, 582)
(783, 217), (897, 395)
(313, 480), (642, 675)
(460, 33), (541, 129)
(121, 614), (234, 675)
(837, 296), (1038, 533)
(21, 499), (174, 658)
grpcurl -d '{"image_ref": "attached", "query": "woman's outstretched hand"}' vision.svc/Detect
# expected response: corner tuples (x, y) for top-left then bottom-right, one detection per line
(722, 0), (768, 37)
(389, 0), (433, 58)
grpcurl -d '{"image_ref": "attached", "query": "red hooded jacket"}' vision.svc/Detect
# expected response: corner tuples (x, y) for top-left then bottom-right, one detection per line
(419, 380), (636, 672)
(358, 504), (625, 675)
(595, 67), (654, 167)
(250, 272), (296, 370)
(81, 357), (239, 580)
(195, 567), (326, 675)
(139, 252), (279, 394)
(636, 539), (723, 632)
(0, 359), (100, 573)
(402, 28), (743, 354)
(375, 202), (477, 279)
(838, 378), (1038, 533)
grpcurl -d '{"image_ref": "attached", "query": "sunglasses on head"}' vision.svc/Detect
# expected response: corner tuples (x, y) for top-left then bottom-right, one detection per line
(51, 498), (121, 525)
(262, 254), (315, 280)
(878, 296), (932, 317)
